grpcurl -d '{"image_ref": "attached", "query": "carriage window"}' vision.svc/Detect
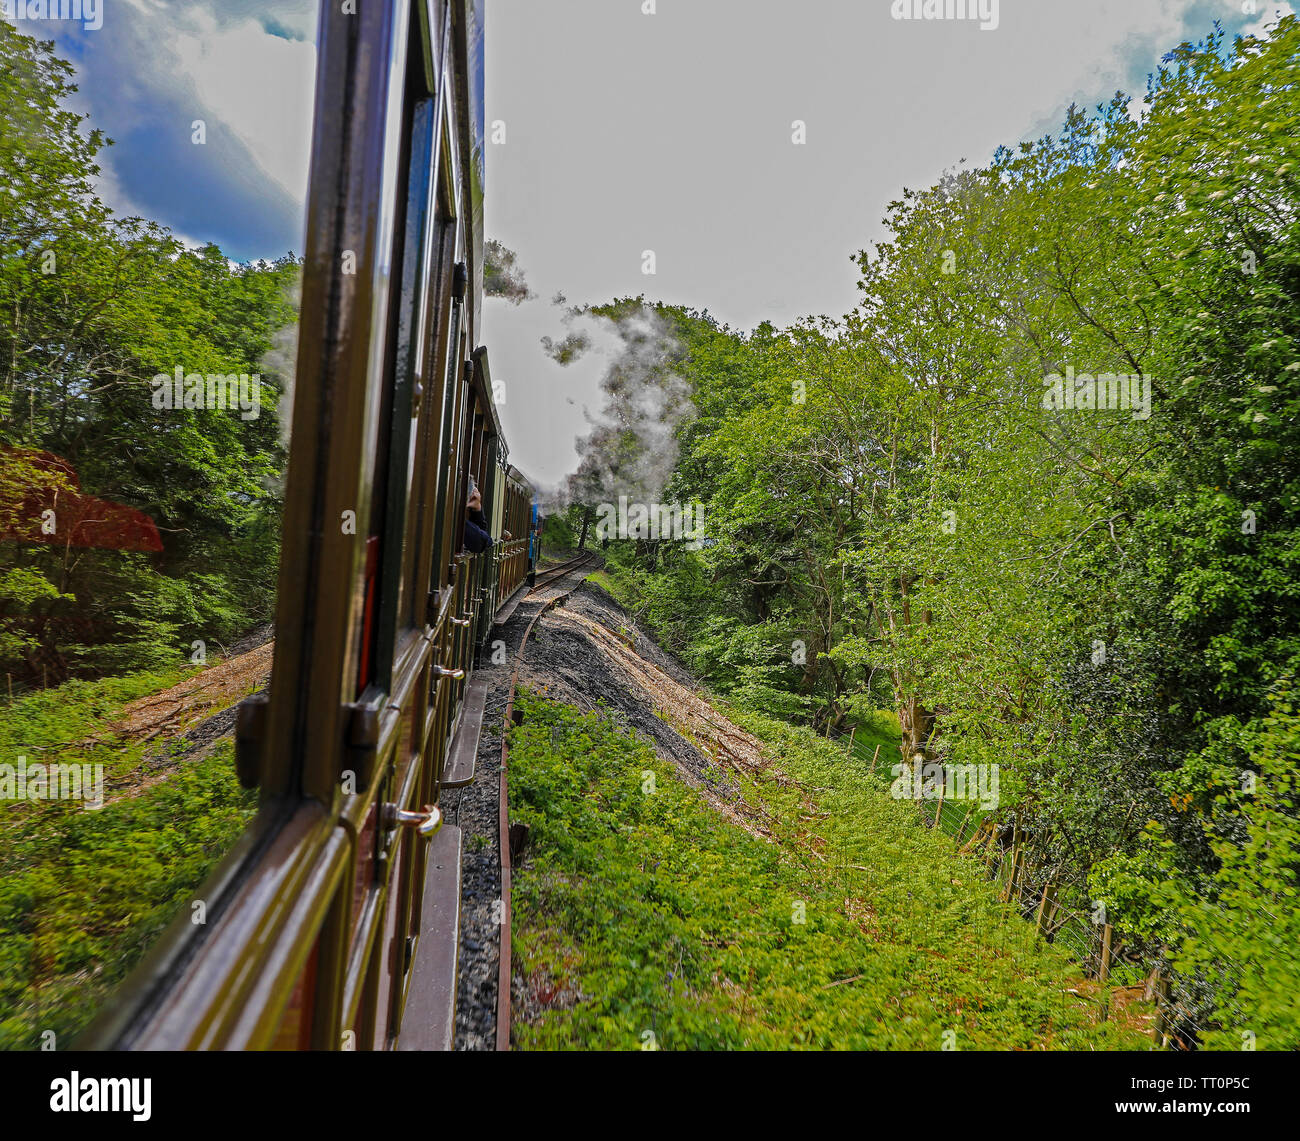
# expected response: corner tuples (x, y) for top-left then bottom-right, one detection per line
(432, 306), (466, 595)
(363, 88), (441, 689)
(0, 6), (320, 1046)
(399, 137), (457, 628)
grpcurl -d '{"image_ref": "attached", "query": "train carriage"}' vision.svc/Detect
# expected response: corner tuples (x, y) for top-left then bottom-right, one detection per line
(81, 0), (527, 1051)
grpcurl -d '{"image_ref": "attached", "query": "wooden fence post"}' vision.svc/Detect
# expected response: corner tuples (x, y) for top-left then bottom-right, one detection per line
(956, 804), (974, 846)
(1035, 879), (1054, 939)
(1001, 817), (1021, 902)
(1098, 922), (1114, 1023)
(1151, 969), (1169, 1048)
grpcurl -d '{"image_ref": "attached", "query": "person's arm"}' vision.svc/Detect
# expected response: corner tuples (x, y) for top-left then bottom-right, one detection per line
(464, 518), (491, 553)
(464, 486), (491, 552)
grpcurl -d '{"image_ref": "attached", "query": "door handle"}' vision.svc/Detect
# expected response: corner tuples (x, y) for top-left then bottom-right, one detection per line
(384, 803), (443, 837)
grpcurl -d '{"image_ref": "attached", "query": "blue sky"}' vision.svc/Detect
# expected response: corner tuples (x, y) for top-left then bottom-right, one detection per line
(24, 0), (318, 260)
(10, 0), (1294, 486)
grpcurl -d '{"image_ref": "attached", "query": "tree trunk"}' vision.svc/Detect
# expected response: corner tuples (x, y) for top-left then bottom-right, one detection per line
(897, 691), (936, 760)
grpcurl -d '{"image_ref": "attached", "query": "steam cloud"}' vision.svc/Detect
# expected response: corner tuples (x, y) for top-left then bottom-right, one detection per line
(484, 238), (535, 305)
(258, 271), (302, 460)
(543, 302), (695, 511)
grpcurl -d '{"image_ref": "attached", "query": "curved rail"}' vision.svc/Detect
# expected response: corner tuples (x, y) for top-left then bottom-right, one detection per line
(528, 551), (598, 594)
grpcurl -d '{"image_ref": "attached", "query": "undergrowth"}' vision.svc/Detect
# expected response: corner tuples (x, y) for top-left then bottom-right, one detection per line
(0, 666), (193, 792)
(508, 689), (1151, 1050)
(0, 671), (256, 1050)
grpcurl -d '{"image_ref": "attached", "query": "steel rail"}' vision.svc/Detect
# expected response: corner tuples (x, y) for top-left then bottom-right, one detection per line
(495, 552), (598, 1050)
(527, 551), (599, 594)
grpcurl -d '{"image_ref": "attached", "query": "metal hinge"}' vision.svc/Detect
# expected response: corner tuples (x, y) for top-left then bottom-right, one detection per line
(342, 693), (385, 793)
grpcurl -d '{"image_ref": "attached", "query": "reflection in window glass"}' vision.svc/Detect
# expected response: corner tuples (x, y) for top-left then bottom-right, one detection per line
(0, 15), (311, 1048)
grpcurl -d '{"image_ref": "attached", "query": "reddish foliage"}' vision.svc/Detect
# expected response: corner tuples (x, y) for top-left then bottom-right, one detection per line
(0, 447), (163, 552)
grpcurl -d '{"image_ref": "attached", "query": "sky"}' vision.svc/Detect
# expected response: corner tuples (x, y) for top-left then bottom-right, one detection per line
(8, 0), (1294, 488)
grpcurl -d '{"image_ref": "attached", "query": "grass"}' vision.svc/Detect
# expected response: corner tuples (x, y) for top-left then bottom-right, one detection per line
(0, 669), (256, 1050)
(0, 666), (194, 796)
(508, 689), (1152, 1050)
(583, 569), (620, 597)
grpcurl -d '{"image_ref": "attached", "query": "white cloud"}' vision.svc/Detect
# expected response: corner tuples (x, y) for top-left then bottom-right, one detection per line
(47, 0), (317, 226)
(1243, 1), (1295, 38)
(484, 0), (1265, 483)
(160, 12), (316, 204)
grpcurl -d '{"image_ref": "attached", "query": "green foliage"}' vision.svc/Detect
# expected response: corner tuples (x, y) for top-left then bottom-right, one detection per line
(540, 502), (584, 556)
(0, 20), (297, 684)
(0, 652), (270, 1048)
(589, 17), (1300, 1043)
(483, 238), (533, 305)
(0, 664), (255, 1049)
(509, 690), (1147, 1050)
(1172, 685), (1300, 1048)
(0, 666), (190, 762)
(0, 567), (71, 668)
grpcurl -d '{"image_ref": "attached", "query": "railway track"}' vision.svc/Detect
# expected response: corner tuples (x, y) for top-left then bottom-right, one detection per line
(527, 551), (600, 597)
(495, 549), (600, 1049)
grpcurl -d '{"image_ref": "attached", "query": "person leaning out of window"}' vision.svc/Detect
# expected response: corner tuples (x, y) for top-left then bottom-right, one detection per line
(463, 475), (510, 553)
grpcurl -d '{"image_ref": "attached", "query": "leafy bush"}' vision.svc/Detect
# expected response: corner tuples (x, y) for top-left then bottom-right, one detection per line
(509, 690), (1148, 1050)
(0, 740), (255, 1049)
(0, 668), (257, 1047)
